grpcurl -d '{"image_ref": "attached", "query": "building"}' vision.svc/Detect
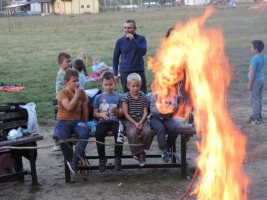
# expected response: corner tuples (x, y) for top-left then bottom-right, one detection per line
(4, 0), (50, 15)
(51, 0), (99, 14)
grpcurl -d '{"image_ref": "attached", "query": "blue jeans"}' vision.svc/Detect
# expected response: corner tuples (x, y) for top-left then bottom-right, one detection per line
(149, 116), (179, 153)
(55, 120), (89, 163)
(250, 79), (264, 119)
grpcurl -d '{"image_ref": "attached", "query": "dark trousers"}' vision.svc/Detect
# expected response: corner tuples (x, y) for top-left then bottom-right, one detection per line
(120, 71), (147, 94)
(149, 116), (179, 152)
(95, 121), (123, 159)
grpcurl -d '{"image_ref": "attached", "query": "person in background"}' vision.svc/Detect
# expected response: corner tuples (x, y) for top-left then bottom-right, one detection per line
(121, 73), (154, 166)
(55, 69), (89, 175)
(247, 40), (266, 124)
(91, 55), (111, 75)
(73, 59), (87, 90)
(55, 52), (71, 97)
(54, 52), (72, 151)
(93, 71), (124, 172)
(78, 53), (88, 76)
(113, 19), (148, 94)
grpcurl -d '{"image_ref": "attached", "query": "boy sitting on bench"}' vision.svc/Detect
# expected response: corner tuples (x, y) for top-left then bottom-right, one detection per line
(93, 71), (124, 172)
(55, 68), (90, 175)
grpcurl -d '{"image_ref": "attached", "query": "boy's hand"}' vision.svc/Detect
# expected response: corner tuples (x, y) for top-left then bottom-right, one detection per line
(101, 112), (109, 120)
(247, 82), (252, 91)
(136, 122), (143, 130)
(74, 87), (81, 97)
(109, 107), (117, 115)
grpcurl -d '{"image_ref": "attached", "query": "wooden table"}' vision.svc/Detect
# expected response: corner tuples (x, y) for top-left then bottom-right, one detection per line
(0, 135), (43, 186)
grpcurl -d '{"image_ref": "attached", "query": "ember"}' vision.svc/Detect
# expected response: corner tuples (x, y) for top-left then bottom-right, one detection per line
(148, 8), (249, 200)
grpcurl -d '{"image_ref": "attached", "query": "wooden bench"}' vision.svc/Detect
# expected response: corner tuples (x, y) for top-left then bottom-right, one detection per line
(62, 127), (195, 183)
(0, 104), (43, 186)
(53, 98), (196, 183)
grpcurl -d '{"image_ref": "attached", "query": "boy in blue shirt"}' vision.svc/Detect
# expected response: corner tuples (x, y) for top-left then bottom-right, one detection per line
(247, 40), (266, 124)
(93, 71), (124, 172)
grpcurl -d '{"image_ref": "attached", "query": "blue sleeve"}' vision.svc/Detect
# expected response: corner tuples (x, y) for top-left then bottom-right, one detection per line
(93, 95), (100, 109)
(132, 36), (147, 56)
(250, 56), (257, 68)
(112, 40), (121, 76)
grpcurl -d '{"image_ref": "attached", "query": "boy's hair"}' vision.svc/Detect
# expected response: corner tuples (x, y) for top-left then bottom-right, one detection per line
(251, 40), (264, 53)
(73, 59), (85, 72)
(125, 19), (137, 29)
(92, 55), (99, 60)
(64, 68), (79, 82)
(58, 52), (71, 64)
(166, 27), (174, 38)
(102, 71), (115, 82)
(127, 73), (142, 83)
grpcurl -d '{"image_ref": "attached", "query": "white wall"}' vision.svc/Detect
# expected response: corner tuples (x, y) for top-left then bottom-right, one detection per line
(184, 0), (210, 5)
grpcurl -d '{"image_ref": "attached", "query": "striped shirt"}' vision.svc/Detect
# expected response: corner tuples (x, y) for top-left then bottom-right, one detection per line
(121, 91), (148, 122)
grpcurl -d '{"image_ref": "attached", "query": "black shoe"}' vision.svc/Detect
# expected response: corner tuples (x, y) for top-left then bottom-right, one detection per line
(67, 161), (78, 175)
(138, 151), (146, 167)
(99, 159), (107, 172)
(114, 157), (122, 171)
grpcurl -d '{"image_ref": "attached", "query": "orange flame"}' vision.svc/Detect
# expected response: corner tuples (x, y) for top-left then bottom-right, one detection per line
(148, 8), (249, 200)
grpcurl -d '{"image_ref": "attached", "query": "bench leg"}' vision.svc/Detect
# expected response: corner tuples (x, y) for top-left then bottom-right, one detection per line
(29, 149), (38, 186)
(65, 161), (71, 183)
(170, 144), (177, 163)
(181, 135), (188, 177)
(12, 153), (24, 182)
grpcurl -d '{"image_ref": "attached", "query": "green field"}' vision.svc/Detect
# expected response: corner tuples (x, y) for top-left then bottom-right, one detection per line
(0, 4), (266, 124)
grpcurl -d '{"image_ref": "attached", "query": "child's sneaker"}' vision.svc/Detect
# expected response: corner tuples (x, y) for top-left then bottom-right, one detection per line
(138, 151), (146, 167)
(252, 118), (262, 125)
(114, 157), (122, 171)
(99, 159), (107, 172)
(67, 161), (78, 175)
(52, 145), (61, 151)
(162, 151), (170, 163)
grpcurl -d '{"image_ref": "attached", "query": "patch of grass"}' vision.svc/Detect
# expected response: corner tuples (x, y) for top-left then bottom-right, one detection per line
(0, 5), (266, 124)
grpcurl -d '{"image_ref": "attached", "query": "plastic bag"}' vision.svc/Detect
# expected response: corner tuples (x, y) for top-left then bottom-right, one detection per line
(20, 102), (39, 134)
(7, 129), (22, 140)
(7, 127), (30, 140)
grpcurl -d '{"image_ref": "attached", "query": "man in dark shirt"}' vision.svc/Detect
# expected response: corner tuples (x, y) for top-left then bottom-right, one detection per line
(112, 19), (148, 94)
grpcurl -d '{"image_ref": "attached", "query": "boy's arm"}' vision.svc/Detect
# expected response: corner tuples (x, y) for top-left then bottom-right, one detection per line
(81, 98), (89, 123)
(112, 40), (121, 76)
(122, 101), (136, 124)
(139, 107), (148, 124)
(93, 108), (109, 120)
(247, 67), (256, 91)
(61, 89), (81, 111)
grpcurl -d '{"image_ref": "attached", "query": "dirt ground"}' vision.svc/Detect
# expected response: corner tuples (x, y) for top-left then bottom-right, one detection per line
(0, 93), (266, 200)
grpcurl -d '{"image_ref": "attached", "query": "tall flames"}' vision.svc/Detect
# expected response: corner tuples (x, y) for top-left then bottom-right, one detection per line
(148, 8), (249, 200)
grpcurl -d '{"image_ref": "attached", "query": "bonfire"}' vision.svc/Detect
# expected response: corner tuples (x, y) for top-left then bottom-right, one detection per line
(148, 8), (249, 200)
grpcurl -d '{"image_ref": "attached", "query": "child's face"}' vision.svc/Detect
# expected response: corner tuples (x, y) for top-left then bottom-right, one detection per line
(60, 57), (71, 71)
(127, 80), (141, 95)
(102, 78), (115, 94)
(66, 76), (79, 91)
(251, 45), (258, 54)
(92, 58), (99, 65)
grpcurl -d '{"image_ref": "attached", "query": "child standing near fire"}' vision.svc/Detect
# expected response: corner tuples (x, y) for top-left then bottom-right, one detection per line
(121, 73), (154, 166)
(247, 40), (266, 124)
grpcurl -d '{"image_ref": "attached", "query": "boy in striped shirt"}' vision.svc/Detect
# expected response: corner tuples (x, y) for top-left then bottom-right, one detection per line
(121, 73), (154, 166)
